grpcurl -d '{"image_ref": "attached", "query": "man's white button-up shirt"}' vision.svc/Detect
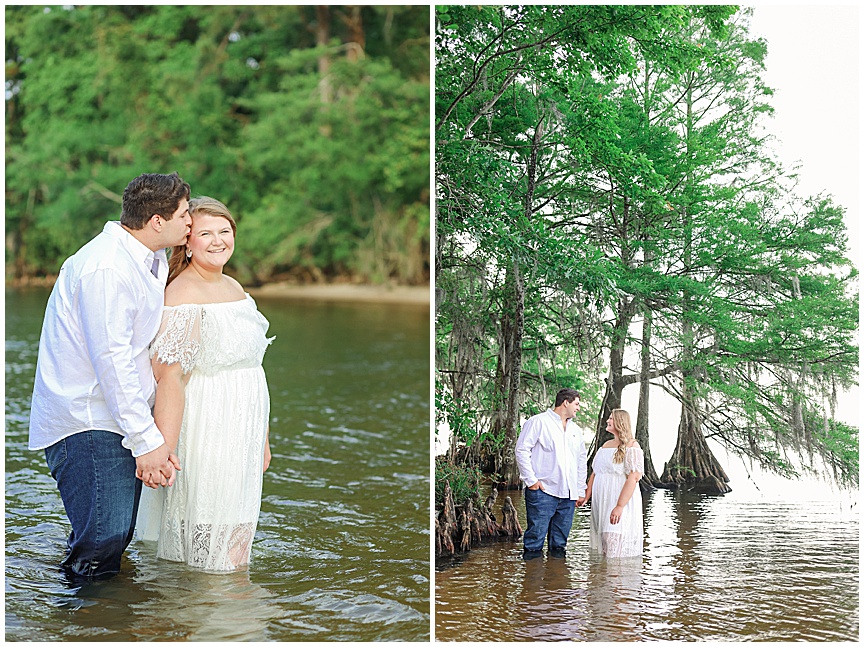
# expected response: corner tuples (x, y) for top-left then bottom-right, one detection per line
(28, 221), (168, 457)
(515, 409), (588, 500)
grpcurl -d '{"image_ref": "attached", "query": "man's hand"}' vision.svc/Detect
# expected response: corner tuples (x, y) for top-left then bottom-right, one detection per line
(528, 481), (544, 491)
(135, 443), (180, 489)
(576, 496), (587, 507)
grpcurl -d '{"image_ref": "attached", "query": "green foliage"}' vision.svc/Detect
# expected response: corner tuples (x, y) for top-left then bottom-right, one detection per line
(435, 378), (480, 448)
(435, 459), (481, 508)
(435, 5), (858, 488)
(5, 5), (429, 285)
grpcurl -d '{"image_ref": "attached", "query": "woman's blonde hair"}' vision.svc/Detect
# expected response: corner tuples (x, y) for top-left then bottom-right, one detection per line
(167, 196), (237, 285)
(610, 409), (633, 464)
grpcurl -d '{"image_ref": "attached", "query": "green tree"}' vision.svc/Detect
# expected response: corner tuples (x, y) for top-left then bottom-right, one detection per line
(435, 5), (735, 486)
(435, 5), (858, 499)
(4, 5), (430, 285)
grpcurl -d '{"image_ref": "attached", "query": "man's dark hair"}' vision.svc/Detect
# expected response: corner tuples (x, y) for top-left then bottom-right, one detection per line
(120, 172), (191, 230)
(554, 388), (580, 407)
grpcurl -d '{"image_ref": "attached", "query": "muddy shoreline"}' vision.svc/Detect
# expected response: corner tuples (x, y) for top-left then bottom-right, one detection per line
(248, 282), (430, 305)
(7, 277), (430, 306)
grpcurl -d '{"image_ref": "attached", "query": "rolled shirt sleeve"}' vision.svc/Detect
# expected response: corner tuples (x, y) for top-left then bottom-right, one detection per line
(78, 269), (165, 457)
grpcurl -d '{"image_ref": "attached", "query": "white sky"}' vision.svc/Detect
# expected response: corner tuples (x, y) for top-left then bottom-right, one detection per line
(747, 4), (861, 430)
(748, 4), (860, 266)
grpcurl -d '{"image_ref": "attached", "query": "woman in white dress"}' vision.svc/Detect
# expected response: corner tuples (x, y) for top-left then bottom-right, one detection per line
(585, 409), (644, 558)
(137, 196), (272, 571)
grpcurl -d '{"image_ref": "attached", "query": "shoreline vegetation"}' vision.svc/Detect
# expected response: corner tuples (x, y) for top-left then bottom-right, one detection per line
(5, 275), (430, 306)
(6, 6), (430, 290)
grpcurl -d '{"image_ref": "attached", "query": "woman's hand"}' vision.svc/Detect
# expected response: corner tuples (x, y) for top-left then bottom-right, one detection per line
(263, 438), (271, 472)
(610, 504), (624, 525)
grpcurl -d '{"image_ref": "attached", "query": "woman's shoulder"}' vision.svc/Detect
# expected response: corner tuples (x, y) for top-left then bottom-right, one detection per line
(224, 273), (244, 291)
(600, 439), (641, 449)
(223, 275), (247, 300)
(164, 273), (202, 307)
(164, 272), (246, 306)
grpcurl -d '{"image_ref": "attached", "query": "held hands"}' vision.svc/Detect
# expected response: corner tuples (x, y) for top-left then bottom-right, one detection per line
(135, 443), (181, 489)
(610, 504), (624, 525)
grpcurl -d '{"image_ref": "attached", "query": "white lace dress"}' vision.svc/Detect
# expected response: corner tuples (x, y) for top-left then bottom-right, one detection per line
(136, 293), (273, 571)
(589, 446), (644, 559)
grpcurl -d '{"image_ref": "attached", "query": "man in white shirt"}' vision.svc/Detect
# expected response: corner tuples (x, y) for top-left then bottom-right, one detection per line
(515, 388), (588, 559)
(28, 172), (191, 580)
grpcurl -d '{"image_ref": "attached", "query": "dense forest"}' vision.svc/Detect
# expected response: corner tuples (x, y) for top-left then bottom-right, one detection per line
(435, 5), (858, 524)
(5, 5), (430, 285)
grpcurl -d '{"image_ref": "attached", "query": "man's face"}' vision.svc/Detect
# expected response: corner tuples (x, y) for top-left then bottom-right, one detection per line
(565, 398), (581, 419)
(159, 198), (191, 247)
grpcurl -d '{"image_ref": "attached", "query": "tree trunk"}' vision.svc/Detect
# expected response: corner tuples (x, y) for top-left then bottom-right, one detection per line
(635, 309), (662, 487)
(495, 114), (544, 488)
(315, 6), (332, 106)
(660, 384), (731, 494)
(495, 259), (525, 487)
(589, 297), (635, 465)
(659, 81), (730, 496)
(12, 188), (35, 279)
(340, 6), (365, 62)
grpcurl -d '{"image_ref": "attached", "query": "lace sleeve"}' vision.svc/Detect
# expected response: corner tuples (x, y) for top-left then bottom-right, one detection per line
(149, 305), (203, 374)
(624, 445), (645, 477)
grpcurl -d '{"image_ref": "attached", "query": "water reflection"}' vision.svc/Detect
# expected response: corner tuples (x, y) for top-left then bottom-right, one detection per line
(436, 487), (859, 641)
(37, 557), (282, 641)
(584, 556), (642, 641)
(129, 566), (280, 641)
(517, 556), (588, 641)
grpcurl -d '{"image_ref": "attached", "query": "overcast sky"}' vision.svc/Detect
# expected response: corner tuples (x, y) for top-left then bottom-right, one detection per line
(747, 3), (861, 434)
(747, 4), (860, 266)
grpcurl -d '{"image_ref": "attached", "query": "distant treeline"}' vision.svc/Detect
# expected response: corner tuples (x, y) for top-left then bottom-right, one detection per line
(5, 5), (430, 285)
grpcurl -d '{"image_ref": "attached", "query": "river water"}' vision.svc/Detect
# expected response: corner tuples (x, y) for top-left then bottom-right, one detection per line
(5, 287), (430, 641)
(435, 483), (859, 641)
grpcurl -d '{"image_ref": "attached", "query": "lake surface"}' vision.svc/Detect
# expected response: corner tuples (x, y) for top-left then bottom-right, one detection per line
(435, 485), (859, 641)
(5, 287), (430, 641)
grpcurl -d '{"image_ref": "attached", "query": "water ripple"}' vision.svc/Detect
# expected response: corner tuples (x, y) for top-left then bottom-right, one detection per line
(435, 489), (858, 641)
(6, 289), (430, 641)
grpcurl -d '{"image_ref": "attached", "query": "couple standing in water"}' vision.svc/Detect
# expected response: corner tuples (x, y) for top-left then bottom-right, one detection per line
(515, 388), (645, 560)
(29, 172), (272, 579)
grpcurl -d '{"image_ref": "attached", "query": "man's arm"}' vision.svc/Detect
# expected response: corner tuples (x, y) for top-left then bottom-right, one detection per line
(78, 270), (175, 486)
(575, 431), (588, 499)
(514, 416), (541, 488)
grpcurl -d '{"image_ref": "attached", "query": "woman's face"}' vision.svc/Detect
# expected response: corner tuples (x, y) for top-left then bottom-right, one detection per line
(187, 214), (235, 270)
(606, 414), (617, 437)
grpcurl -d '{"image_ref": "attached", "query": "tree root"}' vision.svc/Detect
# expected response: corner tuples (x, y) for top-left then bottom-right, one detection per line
(436, 485), (523, 558)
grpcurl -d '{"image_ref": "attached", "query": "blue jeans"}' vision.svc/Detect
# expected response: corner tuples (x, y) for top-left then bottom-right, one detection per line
(523, 487), (575, 552)
(44, 430), (142, 579)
